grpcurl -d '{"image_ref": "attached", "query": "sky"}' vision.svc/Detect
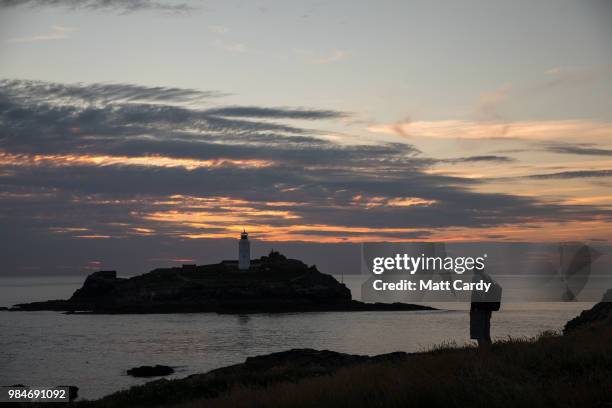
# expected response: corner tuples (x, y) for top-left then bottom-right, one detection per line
(0, 0), (611, 276)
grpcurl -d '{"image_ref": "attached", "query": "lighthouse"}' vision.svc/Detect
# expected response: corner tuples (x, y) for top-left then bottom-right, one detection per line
(238, 229), (250, 271)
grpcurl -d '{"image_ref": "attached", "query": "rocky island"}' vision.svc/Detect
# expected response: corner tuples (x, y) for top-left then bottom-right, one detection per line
(11, 251), (434, 314)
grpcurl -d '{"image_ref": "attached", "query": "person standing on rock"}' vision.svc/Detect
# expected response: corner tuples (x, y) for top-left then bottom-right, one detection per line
(470, 268), (502, 349)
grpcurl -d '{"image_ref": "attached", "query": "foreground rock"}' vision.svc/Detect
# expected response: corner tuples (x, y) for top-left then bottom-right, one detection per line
(127, 365), (174, 378)
(11, 251), (434, 314)
(62, 386), (80, 401)
(76, 325), (612, 408)
(76, 349), (407, 407)
(564, 289), (612, 333)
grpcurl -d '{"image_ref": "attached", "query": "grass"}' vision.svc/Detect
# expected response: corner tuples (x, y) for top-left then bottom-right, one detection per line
(77, 326), (612, 408)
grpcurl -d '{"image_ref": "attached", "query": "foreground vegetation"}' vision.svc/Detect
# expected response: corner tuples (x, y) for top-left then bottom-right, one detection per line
(74, 325), (612, 408)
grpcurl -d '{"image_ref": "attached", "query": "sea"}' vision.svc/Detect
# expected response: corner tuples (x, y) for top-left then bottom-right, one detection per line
(0, 275), (593, 400)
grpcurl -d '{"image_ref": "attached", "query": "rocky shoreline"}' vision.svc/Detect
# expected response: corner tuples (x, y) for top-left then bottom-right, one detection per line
(564, 289), (612, 333)
(10, 299), (436, 314)
(75, 348), (408, 407)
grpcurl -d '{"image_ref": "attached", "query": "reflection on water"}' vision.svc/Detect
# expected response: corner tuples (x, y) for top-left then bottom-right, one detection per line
(0, 276), (595, 400)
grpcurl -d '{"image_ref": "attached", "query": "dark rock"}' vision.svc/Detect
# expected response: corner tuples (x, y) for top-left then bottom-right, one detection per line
(70, 270), (125, 301)
(564, 289), (612, 333)
(243, 348), (369, 374)
(0, 307), (8, 311)
(10, 299), (74, 312)
(58, 385), (79, 401)
(94, 348), (402, 407)
(127, 365), (175, 378)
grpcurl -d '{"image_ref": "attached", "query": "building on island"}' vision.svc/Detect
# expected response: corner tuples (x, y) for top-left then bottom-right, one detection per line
(239, 229), (250, 271)
(220, 230), (255, 271)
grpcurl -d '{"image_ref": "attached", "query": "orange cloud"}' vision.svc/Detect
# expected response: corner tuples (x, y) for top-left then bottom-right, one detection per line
(118, 192), (612, 243)
(0, 151), (273, 170)
(351, 195), (437, 209)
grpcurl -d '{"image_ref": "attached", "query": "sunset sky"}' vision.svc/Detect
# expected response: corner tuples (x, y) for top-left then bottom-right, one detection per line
(1, 0), (611, 275)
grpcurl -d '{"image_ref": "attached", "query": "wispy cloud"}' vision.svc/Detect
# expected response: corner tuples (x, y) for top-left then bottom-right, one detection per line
(475, 84), (512, 121)
(309, 50), (348, 64)
(368, 119), (612, 140)
(0, 79), (226, 104)
(293, 48), (349, 65)
(526, 169), (612, 180)
(204, 106), (347, 120)
(5, 25), (74, 43)
(213, 38), (247, 53)
(208, 25), (229, 35)
(545, 143), (612, 157)
(539, 65), (611, 91)
(0, 151), (273, 171)
(440, 155), (516, 164)
(0, 0), (194, 13)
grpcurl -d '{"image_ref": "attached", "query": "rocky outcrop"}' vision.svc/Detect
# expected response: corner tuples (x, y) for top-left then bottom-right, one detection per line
(11, 251), (435, 314)
(564, 289), (612, 333)
(80, 349), (408, 407)
(62, 385), (80, 401)
(71, 271), (127, 301)
(127, 365), (174, 378)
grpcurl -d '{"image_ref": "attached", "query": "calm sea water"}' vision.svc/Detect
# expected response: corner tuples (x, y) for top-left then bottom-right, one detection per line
(0, 275), (593, 400)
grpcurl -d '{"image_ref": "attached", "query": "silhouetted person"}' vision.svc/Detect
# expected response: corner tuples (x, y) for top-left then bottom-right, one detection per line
(470, 269), (502, 349)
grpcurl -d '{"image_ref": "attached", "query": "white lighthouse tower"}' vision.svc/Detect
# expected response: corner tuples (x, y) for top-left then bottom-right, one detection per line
(238, 229), (250, 271)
